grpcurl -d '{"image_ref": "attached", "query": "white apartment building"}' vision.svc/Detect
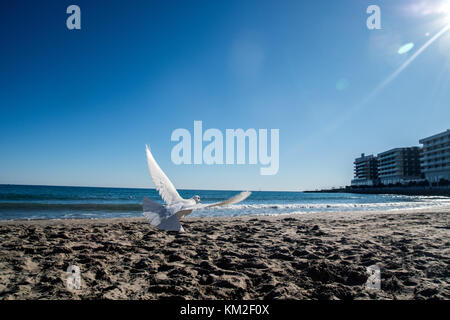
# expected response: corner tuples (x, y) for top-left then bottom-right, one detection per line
(419, 129), (450, 183)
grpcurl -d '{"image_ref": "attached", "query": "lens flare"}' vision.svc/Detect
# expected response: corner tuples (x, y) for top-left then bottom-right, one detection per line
(336, 78), (349, 91)
(398, 42), (415, 54)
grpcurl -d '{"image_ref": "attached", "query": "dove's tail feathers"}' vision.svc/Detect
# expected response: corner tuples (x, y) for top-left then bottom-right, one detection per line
(142, 196), (166, 227)
(143, 196), (164, 212)
(142, 197), (184, 232)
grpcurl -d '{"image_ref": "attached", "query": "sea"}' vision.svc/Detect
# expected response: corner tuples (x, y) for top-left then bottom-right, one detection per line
(1, 184), (449, 220)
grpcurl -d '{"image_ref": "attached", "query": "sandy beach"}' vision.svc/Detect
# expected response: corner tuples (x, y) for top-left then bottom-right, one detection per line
(0, 208), (449, 300)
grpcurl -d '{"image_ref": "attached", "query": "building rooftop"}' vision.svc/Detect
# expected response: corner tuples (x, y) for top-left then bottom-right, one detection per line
(354, 153), (376, 161)
(419, 129), (450, 144)
(378, 146), (421, 157)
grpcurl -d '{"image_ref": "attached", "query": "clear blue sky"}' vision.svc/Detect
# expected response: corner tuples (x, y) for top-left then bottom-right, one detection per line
(1, 0), (449, 191)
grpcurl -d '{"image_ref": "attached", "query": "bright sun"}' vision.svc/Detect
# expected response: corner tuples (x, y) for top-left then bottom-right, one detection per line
(441, 1), (450, 22)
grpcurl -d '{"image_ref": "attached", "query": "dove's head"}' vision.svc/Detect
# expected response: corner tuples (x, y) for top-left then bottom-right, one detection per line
(193, 195), (201, 203)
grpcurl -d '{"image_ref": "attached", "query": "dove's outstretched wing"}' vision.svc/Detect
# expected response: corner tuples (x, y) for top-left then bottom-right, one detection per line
(194, 191), (252, 209)
(142, 197), (184, 232)
(145, 145), (183, 205)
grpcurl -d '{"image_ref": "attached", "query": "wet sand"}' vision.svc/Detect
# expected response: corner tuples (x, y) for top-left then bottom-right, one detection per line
(0, 208), (449, 300)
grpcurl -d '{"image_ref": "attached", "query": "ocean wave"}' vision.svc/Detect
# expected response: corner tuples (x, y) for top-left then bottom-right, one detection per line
(212, 200), (450, 211)
(1, 198), (449, 213)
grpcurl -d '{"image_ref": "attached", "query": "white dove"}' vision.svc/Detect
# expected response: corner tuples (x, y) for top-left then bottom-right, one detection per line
(143, 145), (251, 232)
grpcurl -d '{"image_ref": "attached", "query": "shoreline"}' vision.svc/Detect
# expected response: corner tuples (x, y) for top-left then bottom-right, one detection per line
(0, 208), (449, 300)
(1, 205), (449, 224)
